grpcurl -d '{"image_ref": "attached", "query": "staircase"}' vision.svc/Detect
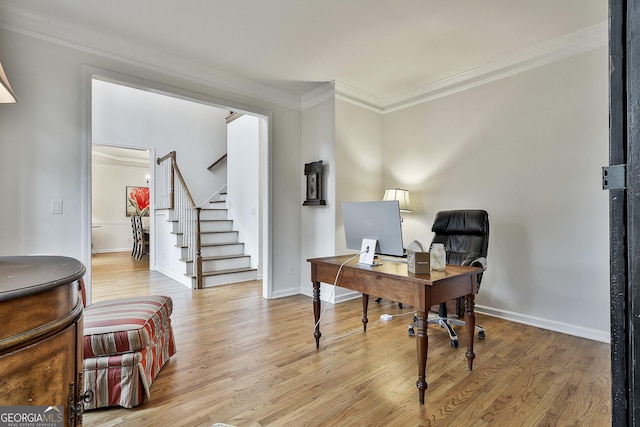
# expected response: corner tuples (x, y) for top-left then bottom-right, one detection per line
(157, 151), (256, 288)
(171, 193), (257, 287)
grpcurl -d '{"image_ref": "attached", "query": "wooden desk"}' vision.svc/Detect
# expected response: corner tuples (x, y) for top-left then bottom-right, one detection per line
(308, 255), (483, 404)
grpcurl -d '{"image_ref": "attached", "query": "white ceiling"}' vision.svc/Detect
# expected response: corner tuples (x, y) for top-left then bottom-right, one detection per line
(0, 0), (607, 110)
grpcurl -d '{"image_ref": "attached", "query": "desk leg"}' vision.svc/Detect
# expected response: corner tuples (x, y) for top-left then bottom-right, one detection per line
(362, 294), (369, 332)
(415, 310), (429, 404)
(313, 280), (321, 349)
(465, 294), (476, 370)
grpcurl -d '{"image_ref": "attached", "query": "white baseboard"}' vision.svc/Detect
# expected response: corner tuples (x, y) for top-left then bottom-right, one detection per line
(156, 267), (191, 288)
(294, 287), (610, 342)
(476, 304), (610, 343)
(299, 287), (361, 303)
(271, 287), (302, 299)
(93, 248), (131, 254)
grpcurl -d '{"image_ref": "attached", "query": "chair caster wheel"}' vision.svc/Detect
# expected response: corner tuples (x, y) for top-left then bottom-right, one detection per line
(451, 339), (459, 348)
(478, 330), (485, 339)
(408, 326), (415, 337)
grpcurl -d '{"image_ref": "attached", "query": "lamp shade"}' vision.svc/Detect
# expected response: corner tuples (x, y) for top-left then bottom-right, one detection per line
(0, 61), (17, 103)
(383, 188), (412, 212)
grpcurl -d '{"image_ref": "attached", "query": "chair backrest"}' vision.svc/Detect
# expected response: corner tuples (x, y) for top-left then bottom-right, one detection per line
(131, 215), (143, 239)
(430, 210), (489, 266)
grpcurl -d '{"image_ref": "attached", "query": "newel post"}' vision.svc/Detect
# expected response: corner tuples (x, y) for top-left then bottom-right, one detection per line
(195, 207), (203, 289)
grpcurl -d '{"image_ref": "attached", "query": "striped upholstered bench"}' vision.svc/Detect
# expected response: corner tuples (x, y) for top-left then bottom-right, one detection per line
(82, 294), (176, 409)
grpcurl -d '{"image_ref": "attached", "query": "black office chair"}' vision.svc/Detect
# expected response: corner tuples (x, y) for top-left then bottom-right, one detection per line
(409, 210), (489, 348)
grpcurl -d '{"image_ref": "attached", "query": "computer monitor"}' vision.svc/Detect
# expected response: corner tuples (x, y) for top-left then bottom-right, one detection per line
(343, 200), (405, 261)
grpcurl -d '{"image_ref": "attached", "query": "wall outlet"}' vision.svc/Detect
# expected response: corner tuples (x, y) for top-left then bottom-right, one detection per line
(50, 200), (63, 214)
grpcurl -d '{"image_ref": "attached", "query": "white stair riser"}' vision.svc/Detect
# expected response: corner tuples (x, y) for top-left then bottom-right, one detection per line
(176, 231), (238, 246)
(208, 201), (227, 210)
(169, 209), (227, 224)
(201, 244), (245, 257)
(171, 220), (231, 234)
(200, 209), (227, 220)
(179, 243), (245, 259)
(200, 231), (238, 245)
(203, 257), (250, 271)
(200, 220), (233, 233)
(198, 270), (257, 287)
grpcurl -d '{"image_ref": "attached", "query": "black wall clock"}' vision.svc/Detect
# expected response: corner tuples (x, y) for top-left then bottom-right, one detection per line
(303, 160), (326, 206)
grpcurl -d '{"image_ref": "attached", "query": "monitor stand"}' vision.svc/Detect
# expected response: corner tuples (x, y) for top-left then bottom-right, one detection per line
(358, 238), (381, 266)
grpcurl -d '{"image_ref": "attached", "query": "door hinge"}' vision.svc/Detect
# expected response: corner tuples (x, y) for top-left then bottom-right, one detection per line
(603, 164), (626, 190)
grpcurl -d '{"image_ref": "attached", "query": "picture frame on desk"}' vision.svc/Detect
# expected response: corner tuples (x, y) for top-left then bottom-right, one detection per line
(303, 160), (326, 206)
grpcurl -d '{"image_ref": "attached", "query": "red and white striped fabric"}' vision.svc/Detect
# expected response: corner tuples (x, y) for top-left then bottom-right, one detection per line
(82, 295), (176, 409)
(83, 295), (173, 357)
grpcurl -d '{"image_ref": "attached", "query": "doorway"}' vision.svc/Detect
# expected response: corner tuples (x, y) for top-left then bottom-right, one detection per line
(91, 144), (151, 273)
(84, 69), (271, 302)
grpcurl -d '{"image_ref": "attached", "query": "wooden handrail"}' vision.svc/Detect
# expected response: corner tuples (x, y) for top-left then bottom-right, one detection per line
(156, 151), (175, 164)
(157, 151), (202, 289)
(207, 153), (227, 171)
(171, 159), (197, 208)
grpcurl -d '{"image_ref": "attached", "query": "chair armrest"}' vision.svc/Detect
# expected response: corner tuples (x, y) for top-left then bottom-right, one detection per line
(462, 256), (487, 270)
(462, 256), (487, 287)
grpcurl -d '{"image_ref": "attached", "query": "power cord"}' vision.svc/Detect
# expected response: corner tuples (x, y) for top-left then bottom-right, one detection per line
(313, 248), (368, 332)
(313, 245), (416, 340)
(335, 310), (416, 339)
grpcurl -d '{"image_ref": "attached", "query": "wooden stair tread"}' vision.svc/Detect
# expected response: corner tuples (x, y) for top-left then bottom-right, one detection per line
(175, 242), (242, 249)
(172, 230), (237, 236)
(186, 267), (257, 278)
(180, 254), (249, 263)
(201, 242), (243, 247)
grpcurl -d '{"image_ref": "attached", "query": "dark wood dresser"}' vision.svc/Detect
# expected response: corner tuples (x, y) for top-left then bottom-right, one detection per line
(0, 256), (87, 426)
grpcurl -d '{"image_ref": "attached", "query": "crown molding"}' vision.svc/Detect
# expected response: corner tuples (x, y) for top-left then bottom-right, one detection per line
(333, 81), (384, 114)
(0, 2), (302, 110)
(301, 81), (385, 113)
(0, 2), (607, 114)
(336, 21), (608, 114)
(91, 148), (149, 167)
(300, 81), (336, 110)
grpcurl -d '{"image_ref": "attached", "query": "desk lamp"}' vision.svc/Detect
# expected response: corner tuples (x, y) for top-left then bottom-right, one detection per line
(0, 61), (17, 103)
(383, 188), (412, 215)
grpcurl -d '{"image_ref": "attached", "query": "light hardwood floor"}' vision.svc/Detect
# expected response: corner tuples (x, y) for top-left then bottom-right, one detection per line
(85, 252), (611, 427)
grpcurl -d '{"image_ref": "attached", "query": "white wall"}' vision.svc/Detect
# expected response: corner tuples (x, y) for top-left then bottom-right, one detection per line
(92, 79), (228, 206)
(92, 160), (149, 252)
(332, 99), (384, 301)
(0, 28), (302, 300)
(383, 47), (609, 341)
(227, 114), (260, 272)
(335, 99), (385, 250)
(299, 97), (337, 300)
(299, 96), (384, 303)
